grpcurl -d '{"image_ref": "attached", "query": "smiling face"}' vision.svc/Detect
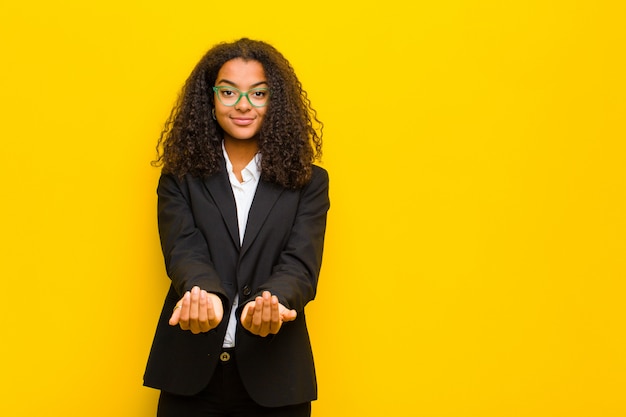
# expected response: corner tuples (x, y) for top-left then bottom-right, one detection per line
(213, 58), (268, 145)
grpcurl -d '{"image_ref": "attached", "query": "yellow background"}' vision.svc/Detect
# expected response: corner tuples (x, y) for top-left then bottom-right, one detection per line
(1, 1), (625, 416)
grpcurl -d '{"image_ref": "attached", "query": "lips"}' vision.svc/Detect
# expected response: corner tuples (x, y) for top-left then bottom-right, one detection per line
(231, 117), (255, 126)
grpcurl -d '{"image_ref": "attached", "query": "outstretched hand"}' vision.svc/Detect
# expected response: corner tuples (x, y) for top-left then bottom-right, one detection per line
(240, 291), (297, 337)
(169, 286), (224, 334)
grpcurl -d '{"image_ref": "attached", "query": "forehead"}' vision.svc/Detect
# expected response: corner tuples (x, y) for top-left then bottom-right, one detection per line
(216, 58), (266, 86)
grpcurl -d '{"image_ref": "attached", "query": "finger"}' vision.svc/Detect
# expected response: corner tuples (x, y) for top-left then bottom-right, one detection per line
(207, 293), (223, 326)
(179, 291), (191, 331)
(189, 286), (201, 334)
(269, 295), (281, 334)
(251, 296), (265, 333)
(255, 292), (273, 337)
(205, 291), (215, 326)
(261, 291), (272, 324)
(198, 290), (210, 333)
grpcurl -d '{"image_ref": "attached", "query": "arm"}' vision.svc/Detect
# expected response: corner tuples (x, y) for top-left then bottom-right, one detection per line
(157, 173), (226, 332)
(241, 167), (330, 336)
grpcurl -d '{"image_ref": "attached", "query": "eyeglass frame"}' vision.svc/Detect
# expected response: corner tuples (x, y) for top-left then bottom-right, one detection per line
(212, 86), (271, 108)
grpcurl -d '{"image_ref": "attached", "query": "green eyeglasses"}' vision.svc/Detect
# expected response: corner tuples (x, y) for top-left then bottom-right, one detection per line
(212, 86), (270, 107)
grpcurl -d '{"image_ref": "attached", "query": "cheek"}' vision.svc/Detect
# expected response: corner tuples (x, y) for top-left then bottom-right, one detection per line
(214, 105), (229, 125)
(214, 102), (227, 116)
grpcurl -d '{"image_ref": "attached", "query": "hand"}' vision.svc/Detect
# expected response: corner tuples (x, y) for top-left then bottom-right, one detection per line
(169, 286), (224, 334)
(240, 291), (297, 337)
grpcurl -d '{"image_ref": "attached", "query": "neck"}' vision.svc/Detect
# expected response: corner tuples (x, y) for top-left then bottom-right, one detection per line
(223, 138), (258, 165)
(223, 138), (259, 182)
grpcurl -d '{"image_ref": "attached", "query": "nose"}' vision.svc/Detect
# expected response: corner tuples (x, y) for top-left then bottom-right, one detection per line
(234, 94), (252, 111)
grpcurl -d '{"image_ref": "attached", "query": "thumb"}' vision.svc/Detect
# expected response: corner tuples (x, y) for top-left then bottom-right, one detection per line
(169, 305), (182, 326)
(281, 308), (297, 322)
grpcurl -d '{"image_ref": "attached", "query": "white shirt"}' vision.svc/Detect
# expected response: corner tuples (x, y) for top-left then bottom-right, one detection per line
(221, 143), (261, 348)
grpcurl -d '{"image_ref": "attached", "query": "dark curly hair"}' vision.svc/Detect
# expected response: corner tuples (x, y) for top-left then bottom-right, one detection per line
(152, 38), (323, 189)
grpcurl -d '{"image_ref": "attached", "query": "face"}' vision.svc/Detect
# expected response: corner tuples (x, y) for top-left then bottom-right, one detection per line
(213, 58), (268, 143)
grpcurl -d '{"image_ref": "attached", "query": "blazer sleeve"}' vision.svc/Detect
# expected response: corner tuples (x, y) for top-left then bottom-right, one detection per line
(253, 166), (330, 312)
(157, 173), (228, 300)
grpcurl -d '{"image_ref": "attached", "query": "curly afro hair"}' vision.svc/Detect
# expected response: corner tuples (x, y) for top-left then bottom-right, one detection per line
(152, 38), (323, 189)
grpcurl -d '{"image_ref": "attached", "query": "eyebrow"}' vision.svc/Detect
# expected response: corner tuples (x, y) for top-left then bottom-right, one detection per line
(215, 79), (268, 88)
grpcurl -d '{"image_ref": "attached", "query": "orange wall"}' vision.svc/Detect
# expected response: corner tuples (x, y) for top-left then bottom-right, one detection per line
(1, 1), (625, 416)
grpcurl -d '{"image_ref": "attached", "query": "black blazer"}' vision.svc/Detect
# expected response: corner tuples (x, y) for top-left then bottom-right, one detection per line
(144, 162), (330, 408)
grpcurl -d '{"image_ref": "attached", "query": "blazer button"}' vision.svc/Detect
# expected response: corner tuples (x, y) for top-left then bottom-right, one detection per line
(242, 286), (251, 296)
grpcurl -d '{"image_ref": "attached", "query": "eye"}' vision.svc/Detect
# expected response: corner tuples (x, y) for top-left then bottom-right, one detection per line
(252, 90), (267, 98)
(221, 88), (237, 97)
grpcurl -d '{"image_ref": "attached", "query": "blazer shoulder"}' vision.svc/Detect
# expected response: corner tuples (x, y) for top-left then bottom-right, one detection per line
(297, 165), (328, 197)
(300, 165), (330, 208)
(312, 164), (328, 176)
(158, 170), (224, 192)
(310, 164), (329, 185)
(157, 171), (195, 190)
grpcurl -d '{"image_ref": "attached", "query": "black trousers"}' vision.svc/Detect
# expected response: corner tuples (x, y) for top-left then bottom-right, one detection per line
(157, 350), (311, 417)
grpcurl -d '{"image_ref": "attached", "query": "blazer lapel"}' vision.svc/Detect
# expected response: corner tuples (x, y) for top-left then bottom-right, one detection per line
(241, 180), (284, 257)
(203, 168), (240, 249)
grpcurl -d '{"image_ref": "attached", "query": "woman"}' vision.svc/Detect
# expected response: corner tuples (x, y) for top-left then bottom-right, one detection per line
(144, 38), (329, 417)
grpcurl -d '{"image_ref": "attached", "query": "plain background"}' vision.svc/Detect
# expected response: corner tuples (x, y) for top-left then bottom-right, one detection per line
(1, 1), (625, 416)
